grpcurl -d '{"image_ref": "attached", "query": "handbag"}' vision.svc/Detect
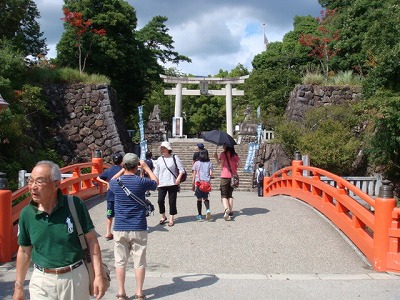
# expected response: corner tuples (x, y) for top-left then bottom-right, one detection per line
(163, 155), (187, 183)
(195, 161), (212, 192)
(67, 196), (111, 295)
(117, 178), (155, 216)
(225, 153), (239, 188)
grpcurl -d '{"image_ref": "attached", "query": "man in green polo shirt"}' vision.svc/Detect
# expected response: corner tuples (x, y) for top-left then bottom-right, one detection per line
(13, 160), (106, 300)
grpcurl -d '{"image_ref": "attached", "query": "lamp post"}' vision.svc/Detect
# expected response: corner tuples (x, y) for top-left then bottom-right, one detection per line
(0, 94), (9, 112)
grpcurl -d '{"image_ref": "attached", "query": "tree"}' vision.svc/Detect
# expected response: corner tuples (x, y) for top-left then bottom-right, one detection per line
(61, 8), (106, 73)
(0, 0), (46, 56)
(136, 15), (191, 65)
(299, 9), (340, 78)
(363, 92), (400, 183)
(57, 0), (190, 127)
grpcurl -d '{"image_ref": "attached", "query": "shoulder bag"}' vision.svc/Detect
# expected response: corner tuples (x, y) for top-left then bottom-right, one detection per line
(224, 153), (239, 188)
(162, 155), (187, 183)
(116, 178), (155, 216)
(67, 196), (111, 295)
(195, 161), (212, 193)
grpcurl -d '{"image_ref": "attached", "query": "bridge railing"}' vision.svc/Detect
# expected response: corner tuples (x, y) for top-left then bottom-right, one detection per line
(0, 154), (109, 263)
(263, 152), (398, 273)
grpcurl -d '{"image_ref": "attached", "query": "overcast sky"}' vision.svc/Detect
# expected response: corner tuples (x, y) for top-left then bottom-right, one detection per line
(35, 0), (322, 76)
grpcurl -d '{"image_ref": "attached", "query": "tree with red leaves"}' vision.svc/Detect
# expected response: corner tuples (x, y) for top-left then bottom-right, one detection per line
(299, 9), (340, 79)
(61, 8), (106, 73)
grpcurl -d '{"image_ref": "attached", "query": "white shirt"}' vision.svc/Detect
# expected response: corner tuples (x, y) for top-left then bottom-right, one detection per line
(155, 155), (185, 187)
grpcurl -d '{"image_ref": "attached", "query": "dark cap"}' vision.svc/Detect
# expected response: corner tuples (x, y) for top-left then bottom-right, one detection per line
(197, 143), (205, 150)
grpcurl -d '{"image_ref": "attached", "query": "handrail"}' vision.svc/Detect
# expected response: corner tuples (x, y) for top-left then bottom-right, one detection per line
(263, 155), (398, 273)
(0, 156), (110, 263)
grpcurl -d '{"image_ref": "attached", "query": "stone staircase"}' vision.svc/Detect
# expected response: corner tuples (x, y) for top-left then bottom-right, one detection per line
(147, 139), (256, 191)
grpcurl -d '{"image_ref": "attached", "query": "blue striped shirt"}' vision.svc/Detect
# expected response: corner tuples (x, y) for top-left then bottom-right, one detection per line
(109, 175), (157, 231)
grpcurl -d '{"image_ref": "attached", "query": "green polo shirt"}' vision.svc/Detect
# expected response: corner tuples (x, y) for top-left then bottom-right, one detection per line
(18, 190), (94, 268)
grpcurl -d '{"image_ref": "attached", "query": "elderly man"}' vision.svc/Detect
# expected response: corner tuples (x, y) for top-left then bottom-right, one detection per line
(13, 160), (106, 300)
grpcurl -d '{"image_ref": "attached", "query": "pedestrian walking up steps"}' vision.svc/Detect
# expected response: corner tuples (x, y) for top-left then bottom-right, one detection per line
(147, 140), (256, 191)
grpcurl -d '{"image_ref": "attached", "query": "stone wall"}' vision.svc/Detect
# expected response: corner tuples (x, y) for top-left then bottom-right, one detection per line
(285, 84), (362, 122)
(257, 84), (363, 173)
(42, 84), (133, 164)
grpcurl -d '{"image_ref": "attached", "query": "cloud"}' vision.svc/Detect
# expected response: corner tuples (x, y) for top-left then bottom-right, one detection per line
(34, 0), (322, 75)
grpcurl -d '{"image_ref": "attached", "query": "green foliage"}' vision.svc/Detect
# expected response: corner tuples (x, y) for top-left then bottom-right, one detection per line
(29, 66), (110, 84)
(274, 119), (302, 157)
(302, 70), (362, 86)
(332, 70), (362, 86)
(0, 0), (46, 56)
(0, 40), (27, 90)
(303, 72), (325, 85)
(57, 0), (190, 125)
(275, 105), (362, 175)
(362, 92), (400, 178)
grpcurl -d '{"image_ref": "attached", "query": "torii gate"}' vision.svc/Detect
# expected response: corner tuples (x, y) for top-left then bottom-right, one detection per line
(160, 74), (249, 137)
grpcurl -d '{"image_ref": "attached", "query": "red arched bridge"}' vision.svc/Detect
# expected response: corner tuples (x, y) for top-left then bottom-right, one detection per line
(0, 154), (399, 274)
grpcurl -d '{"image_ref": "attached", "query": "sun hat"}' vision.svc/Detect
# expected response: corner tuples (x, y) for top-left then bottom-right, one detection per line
(197, 143), (205, 150)
(160, 141), (172, 151)
(122, 153), (139, 166)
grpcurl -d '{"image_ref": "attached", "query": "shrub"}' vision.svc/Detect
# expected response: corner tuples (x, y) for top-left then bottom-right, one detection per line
(302, 72), (325, 85)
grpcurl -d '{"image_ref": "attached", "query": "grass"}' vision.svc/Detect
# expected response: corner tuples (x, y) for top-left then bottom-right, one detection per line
(302, 70), (362, 86)
(29, 66), (111, 84)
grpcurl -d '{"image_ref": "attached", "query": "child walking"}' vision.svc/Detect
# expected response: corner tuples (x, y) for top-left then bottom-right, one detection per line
(192, 149), (213, 220)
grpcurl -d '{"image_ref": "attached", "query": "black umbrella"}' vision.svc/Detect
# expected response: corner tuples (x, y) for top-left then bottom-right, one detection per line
(201, 130), (237, 147)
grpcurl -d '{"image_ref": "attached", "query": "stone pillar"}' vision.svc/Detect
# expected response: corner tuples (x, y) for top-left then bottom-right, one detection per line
(225, 83), (233, 136)
(174, 83), (182, 118)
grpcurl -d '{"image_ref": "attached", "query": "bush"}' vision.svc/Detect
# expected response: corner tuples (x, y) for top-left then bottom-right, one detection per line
(303, 72), (325, 85)
(302, 70), (362, 86)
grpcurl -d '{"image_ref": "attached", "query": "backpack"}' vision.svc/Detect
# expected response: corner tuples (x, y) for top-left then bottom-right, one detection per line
(257, 168), (265, 183)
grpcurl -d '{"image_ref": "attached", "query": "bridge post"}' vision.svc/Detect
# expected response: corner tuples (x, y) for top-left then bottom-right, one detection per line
(292, 151), (303, 190)
(373, 180), (396, 271)
(92, 149), (105, 193)
(0, 173), (13, 263)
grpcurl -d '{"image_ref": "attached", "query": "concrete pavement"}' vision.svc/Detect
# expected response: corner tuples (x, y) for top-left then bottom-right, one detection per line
(1, 190), (400, 299)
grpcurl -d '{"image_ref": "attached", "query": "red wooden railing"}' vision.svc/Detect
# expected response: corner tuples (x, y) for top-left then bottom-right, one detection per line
(0, 156), (109, 263)
(263, 154), (399, 273)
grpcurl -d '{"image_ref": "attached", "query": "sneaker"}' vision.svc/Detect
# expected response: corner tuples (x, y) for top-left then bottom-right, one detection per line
(206, 209), (212, 221)
(196, 215), (203, 221)
(223, 209), (230, 221)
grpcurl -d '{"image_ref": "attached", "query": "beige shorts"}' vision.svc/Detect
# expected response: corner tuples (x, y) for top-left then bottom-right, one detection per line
(114, 230), (148, 269)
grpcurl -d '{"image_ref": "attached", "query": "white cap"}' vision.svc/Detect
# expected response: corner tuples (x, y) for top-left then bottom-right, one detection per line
(160, 141), (172, 151)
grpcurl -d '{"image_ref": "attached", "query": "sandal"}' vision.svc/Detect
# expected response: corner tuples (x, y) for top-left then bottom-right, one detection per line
(159, 218), (167, 225)
(134, 294), (147, 299)
(116, 294), (127, 300)
(168, 220), (175, 227)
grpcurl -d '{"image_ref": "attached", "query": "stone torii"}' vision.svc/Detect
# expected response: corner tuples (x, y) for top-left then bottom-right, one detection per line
(160, 74), (249, 137)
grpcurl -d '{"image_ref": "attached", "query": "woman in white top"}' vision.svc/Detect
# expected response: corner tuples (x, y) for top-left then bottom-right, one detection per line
(154, 141), (185, 227)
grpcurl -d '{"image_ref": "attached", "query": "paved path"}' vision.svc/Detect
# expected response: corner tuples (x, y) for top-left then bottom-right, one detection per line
(1, 191), (400, 299)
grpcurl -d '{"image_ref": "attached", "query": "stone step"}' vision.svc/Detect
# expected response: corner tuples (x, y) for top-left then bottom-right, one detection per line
(148, 139), (256, 191)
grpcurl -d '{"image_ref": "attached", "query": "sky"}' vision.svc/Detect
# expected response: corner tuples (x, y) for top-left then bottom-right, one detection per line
(35, 0), (322, 76)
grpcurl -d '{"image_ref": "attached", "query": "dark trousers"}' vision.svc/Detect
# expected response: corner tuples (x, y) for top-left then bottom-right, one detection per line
(257, 183), (263, 197)
(158, 185), (179, 215)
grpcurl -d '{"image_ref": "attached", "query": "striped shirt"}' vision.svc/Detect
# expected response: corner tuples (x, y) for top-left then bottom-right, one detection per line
(109, 175), (157, 231)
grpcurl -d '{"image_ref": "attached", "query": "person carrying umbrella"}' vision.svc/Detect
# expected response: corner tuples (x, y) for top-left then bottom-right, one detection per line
(214, 144), (240, 221)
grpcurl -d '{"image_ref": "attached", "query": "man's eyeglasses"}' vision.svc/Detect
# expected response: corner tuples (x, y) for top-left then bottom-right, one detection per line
(27, 177), (50, 187)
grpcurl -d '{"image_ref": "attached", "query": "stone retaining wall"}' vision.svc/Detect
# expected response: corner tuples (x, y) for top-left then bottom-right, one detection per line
(42, 84), (133, 164)
(286, 84), (362, 122)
